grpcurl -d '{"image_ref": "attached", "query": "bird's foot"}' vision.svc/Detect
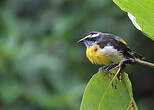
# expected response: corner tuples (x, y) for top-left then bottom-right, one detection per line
(98, 66), (113, 78)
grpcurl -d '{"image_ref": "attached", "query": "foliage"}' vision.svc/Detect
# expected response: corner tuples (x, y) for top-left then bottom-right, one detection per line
(80, 70), (138, 110)
(113, 0), (154, 40)
(0, 0), (153, 110)
(80, 0), (154, 109)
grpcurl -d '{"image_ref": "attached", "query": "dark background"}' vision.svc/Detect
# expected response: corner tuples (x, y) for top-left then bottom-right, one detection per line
(0, 0), (154, 110)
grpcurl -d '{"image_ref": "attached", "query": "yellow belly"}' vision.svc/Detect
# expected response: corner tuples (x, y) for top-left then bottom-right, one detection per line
(86, 45), (124, 65)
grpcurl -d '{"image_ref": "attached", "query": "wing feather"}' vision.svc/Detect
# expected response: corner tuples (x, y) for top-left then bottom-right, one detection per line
(98, 33), (144, 59)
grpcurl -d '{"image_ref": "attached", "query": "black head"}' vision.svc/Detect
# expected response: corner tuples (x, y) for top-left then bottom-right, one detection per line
(77, 31), (101, 47)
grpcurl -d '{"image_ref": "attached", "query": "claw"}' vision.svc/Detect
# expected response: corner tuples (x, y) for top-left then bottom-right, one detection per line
(98, 66), (113, 78)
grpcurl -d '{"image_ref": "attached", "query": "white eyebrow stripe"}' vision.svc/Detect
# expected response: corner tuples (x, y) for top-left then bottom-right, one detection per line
(85, 33), (100, 39)
(91, 33), (100, 38)
(85, 34), (91, 39)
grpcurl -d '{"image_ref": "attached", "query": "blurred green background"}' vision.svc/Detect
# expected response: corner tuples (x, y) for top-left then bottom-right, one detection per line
(0, 0), (154, 110)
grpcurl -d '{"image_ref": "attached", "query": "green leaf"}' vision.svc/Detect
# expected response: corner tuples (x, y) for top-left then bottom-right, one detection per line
(80, 71), (138, 110)
(113, 0), (154, 40)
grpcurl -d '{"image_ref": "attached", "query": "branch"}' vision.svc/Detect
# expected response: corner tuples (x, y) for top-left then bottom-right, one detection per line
(134, 59), (154, 68)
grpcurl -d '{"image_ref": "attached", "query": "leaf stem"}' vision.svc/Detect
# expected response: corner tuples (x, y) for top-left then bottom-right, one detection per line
(134, 59), (154, 68)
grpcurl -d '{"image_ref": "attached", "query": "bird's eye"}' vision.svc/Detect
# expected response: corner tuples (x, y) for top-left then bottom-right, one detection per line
(84, 32), (99, 42)
(86, 34), (99, 41)
(87, 37), (96, 41)
(91, 37), (96, 41)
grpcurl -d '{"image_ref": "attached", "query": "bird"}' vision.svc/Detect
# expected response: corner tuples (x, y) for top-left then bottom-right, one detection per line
(77, 31), (144, 73)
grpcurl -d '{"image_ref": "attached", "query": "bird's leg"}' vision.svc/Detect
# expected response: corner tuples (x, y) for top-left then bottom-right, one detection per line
(98, 62), (117, 75)
(118, 58), (134, 73)
(109, 58), (134, 74)
(99, 58), (134, 80)
(100, 63), (118, 88)
(106, 64), (119, 71)
(98, 63), (111, 74)
(115, 58), (135, 80)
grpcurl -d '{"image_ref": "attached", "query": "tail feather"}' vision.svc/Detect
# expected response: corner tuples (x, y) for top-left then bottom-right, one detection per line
(130, 51), (144, 59)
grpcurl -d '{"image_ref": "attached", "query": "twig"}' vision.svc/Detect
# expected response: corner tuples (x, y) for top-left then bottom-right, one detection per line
(134, 59), (154, 68)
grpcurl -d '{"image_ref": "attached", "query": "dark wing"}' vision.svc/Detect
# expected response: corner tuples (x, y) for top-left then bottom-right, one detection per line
(117, 40), (144, 59)
(98, 33), (144, 59)
(115, 36), (144, 59)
